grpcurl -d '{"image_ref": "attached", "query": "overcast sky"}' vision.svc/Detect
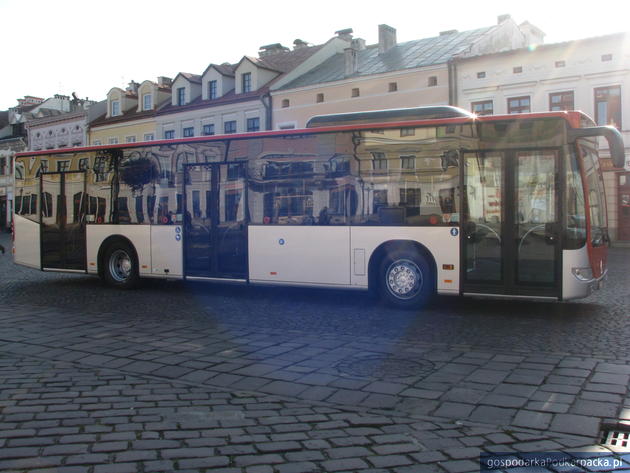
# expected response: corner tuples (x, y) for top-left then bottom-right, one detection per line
(2, 0), (629, 110)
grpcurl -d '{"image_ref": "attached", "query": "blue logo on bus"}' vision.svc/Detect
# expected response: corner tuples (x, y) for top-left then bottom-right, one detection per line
(279, 238), (285, 245)
(450, 228), (459, 237)
(175, 226), (181, 233)
(175, 234), (181, 241)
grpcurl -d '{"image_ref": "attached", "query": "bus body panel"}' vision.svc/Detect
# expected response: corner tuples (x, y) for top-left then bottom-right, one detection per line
(248, 225), (351, 286)
(349, 226), (460, 294)
(562, 246), (604, 300)
(86, 225), (152, 276)
(151, 225), (183, 278)
(13, 215), (41, 269)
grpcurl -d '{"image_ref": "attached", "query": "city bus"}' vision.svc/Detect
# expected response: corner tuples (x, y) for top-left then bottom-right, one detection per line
(12, 106), (625, 308)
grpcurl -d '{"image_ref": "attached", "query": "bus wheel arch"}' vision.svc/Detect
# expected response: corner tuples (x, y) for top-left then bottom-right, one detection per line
(98, 235), (140, 289)
(368, 240), (436, 309)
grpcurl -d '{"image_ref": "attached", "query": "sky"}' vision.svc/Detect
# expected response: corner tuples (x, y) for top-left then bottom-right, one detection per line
(2, 0), (629, 110)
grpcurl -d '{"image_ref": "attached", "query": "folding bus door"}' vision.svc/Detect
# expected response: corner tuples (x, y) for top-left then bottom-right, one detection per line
(40, 171), (86, 271)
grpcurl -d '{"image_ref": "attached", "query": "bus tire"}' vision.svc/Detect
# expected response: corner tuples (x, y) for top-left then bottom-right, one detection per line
(102, 240), (139, 289)
(378, 250), (434, 309)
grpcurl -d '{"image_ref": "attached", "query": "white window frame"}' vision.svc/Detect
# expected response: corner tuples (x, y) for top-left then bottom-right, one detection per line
(111, 100), (120, 116)
(143, 93), (152, 111)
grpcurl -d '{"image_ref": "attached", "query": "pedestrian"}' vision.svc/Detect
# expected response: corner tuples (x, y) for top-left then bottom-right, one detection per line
(0, 243), (4, 254)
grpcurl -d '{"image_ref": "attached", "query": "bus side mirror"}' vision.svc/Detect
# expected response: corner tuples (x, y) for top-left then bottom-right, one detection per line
(568, 126), (625, 168)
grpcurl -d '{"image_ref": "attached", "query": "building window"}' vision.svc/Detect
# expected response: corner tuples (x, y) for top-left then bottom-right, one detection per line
(282, 99), (290, 108)
(247, 117), (260, 132)
(183, 127), (194, 137)
(472, 100), (493, 116)
(388, 82), (398, 92)
(507, 96), (530, 114)
(400, 128), (415, 137)
(203, 124), (215, 136)
(177, 87), (186, 106)
(242, 73), (252, 93)
(143, 133), (154, 141)
(78, 158), (88, 171)
(316, 93), (324, 103)
(125, 136), (136, 143)
(602, 54), (613, 62)
(513, 66), (523, 74)
(57, 160), (70, 172)
(111, 100), (120, 116)
(164, 130), (175, 139)
(595, 86), (621, 129)
(208, 80), (217, 99)
(477, 72), (486, 79)
(143, 93), (152, 110)
(428, 76), (438, 87)
(555, 60), (566, 68)
(372, 152), (387, 170)
(549, 91), (574, 111)
(93, 140), (101, 146)
(108, 137), (119, 145)
(400, 155), (416, 170)
(0, 157), (6, 176)
(224, 121), (237, 134)
(351, 88), (360, 98)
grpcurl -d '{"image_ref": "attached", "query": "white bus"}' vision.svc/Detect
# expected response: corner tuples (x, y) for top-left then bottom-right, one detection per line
(12, 106), (625, 308)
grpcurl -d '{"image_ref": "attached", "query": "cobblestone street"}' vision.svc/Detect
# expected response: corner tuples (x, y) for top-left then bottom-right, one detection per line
(1, 231), (630, 472)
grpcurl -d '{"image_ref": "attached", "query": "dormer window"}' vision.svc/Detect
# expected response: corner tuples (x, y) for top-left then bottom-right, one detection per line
(177, 87), (186, 106)
(209, 80), (217, 99)
(143, 93), (152, 111)
(111, 100), (120, 117)
(242, 73), (252, 93)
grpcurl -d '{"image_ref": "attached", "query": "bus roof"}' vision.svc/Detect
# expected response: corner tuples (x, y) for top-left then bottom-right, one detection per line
(15, 108), (588, 158)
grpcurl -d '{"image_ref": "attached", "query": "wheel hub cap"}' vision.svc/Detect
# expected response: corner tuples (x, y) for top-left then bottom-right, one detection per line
(109, 250), (132, 282)
(387, 260), (422, 299)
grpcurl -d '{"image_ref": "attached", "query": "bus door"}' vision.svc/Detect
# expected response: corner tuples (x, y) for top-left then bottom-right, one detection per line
(462, 150), (561, 298)
(183, 163), (248, 279)
(40, 171), (87, 271)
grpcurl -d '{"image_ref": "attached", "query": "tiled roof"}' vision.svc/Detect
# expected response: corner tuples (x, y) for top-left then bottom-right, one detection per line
(279, 27), (494, 90)
(178, 72), (202, 84)
(157, 87), (268, 116)
(251, 44), (324, 74)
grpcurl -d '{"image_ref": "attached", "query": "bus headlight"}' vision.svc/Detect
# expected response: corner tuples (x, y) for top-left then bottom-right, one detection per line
(572, 267), (594, 281)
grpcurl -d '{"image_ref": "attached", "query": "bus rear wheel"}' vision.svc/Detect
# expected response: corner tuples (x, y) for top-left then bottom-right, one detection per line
(378, 250), (434, 309)
(102, 240), (139, 289)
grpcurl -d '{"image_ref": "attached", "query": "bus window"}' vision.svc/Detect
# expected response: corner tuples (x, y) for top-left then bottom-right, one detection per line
(353, 128), (460, 226)
(580, 144), (608, 246)
(565, 150), (587, 249)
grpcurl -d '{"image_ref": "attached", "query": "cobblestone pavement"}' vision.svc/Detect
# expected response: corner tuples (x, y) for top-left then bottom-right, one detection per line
(1, 232), (630, 472)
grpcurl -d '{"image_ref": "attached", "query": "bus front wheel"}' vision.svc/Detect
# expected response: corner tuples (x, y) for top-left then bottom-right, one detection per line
(378, 250), (434, 309)
(102, 240), (139, 289)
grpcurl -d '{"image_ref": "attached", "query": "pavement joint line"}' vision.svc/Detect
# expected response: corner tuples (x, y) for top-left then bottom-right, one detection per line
(0, 348), (604, 447)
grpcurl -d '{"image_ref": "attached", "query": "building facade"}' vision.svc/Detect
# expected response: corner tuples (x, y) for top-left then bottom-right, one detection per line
(155, 36), (351, 139)
(454, 32), (630, 241)
(89, 78), (172, 146)
(271, 18), (543, 129)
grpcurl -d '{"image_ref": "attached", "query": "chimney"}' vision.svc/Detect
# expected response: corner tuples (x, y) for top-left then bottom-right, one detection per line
(259, 43), (290, 57)
(157, 76), (172, 88)
(293, 39), (308, 50)
(344, 42), (360, 76)
(378, 24), (397, 54)
(335, 28), (353, 41)
(439, 30), (458, 36)
(498, 14), (511, 24)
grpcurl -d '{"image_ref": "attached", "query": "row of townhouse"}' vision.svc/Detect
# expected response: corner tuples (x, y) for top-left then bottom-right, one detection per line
(4, 15), (630, 240)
